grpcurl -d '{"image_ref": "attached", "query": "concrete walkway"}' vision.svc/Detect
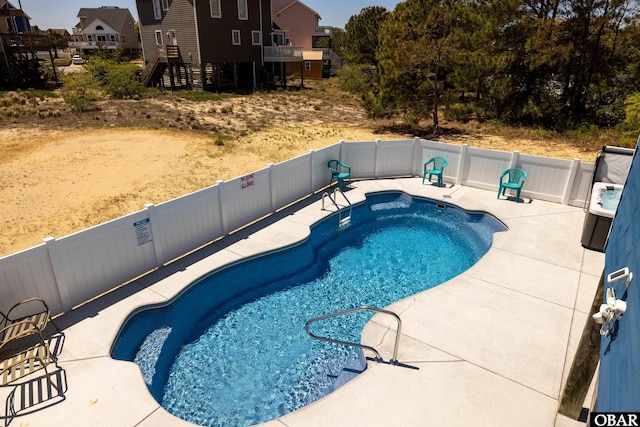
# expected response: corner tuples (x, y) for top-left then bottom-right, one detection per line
(6, 178), (603, 427)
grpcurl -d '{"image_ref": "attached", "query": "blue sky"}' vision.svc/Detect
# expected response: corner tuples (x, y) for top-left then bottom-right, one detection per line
(16, 0), (403, 32)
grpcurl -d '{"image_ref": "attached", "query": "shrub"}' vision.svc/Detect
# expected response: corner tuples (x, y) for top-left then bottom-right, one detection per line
(102, 63), (143, 99)
(60, 72), (97, 111)
(445, 103), (491, 123)
(337, 65), (375, 93)
(84, 58), (143, 99)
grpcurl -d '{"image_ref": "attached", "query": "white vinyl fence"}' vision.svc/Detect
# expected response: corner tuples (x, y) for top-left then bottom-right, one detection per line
(0, 138), (595, 317)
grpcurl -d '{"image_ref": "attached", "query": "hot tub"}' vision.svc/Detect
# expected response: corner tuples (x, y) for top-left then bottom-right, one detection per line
(581, 182), (623, 251)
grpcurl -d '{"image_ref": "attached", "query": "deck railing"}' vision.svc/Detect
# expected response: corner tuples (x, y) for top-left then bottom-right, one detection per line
(68, 41), (121, 49)
(264, 45), (303, 62)
(0, 139), (594, 318)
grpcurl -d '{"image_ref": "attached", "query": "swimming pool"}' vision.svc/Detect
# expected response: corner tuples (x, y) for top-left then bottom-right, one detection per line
(111, 192), (506, 427)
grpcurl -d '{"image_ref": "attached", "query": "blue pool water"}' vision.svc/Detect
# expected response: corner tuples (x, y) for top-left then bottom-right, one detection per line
(111, 192), (506, 427)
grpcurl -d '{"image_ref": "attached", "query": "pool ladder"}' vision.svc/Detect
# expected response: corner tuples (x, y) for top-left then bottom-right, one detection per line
(305, 306), (418, 370)
(322, 187), (352, 228)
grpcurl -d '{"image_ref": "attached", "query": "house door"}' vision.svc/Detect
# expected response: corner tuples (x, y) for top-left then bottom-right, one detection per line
(168, 30), (177, 45)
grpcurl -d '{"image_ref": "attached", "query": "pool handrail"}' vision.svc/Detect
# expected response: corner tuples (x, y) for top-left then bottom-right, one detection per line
(305, 306), (418, 370)
(321, 187), (352, 227)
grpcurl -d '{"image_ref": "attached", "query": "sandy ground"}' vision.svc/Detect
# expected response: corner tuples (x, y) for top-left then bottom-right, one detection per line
(0, 126), (407, 256)
(0, 90), (598, 257)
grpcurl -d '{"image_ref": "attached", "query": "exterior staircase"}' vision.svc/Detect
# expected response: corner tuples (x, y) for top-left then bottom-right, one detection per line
(140, 45), (191, 90)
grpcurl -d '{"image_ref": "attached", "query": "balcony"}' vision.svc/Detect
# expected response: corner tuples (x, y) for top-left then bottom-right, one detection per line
(264, 45), (303, 62)
(69, 40), (121, 50)
(0, 33), (52, 51)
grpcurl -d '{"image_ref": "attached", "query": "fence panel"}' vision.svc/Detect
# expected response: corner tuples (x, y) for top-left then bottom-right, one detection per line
(376, 139), (415, 177)
(271, 153), (313, 208)
(419, 140), (463, 182)
(151, 185), (224, 264)
(219, 168), (273, 233)
(462, 147), (512, 190)
(0, 139), (600, 317)
(52, 210), (157, 309)
(0, 245), (63, 316)
(342, 142), (377, 178)
(517, 154), (574, 203)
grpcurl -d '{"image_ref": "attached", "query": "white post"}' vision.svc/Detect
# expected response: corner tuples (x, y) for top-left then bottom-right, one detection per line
(374, 138), (381, 178)
(412, 137), (420, 176)
(43, 236), (73, 312)
(145, 203), (164, 267)
(268, 163), (276, 213)
(510, 150), (520, 169)
(457, 144), (468, 186)
(562, 158), (581, 205)
(308, 150), (315, 195)
(216, 180), (227, 235)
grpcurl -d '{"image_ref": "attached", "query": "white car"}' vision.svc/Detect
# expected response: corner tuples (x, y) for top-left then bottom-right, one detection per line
(71, 54), (85, 65)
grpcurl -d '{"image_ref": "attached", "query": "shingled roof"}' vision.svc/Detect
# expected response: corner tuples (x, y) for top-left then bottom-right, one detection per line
(77, 6), (131, 32)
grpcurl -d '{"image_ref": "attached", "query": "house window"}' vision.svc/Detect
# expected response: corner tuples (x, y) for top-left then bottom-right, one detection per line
(97, 35), (107, 42)
(155, 30), (163, 45)
(161, 0), (169, 11)
(232, 30), (241, 45)
(122, 35), (127, 43)
(251, 31), (261, 46)
(285, 38), (290, 46)
(210, 0), (221, 18)
(87, 34), (93, 41)
(272, 33), (284, 46)
(96, 25), (104, 30)
(153, 0), (162, 20)
(13, 16), (25, 33)
(5, 17), (13, 33)
(305, 61), (311, 71)
(237, 0), (248, 20)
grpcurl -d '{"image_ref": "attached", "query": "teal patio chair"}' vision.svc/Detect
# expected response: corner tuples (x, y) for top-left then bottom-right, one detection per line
(422, 156), (448, 187)
(498, 168), (527, 202)
(328, 160), (351, 189)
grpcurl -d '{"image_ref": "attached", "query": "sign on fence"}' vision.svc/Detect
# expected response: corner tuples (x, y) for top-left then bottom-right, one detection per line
(241, 173), (255, 189)
(134, 218), (153, 246)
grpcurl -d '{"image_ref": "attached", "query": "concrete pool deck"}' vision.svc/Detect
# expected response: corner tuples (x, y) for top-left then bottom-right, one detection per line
(7, 178), (603, 427)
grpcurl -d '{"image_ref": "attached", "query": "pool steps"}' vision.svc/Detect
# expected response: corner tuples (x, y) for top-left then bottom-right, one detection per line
(331, 352), (368, 392)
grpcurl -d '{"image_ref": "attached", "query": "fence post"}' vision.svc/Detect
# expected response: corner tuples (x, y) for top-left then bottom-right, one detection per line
(43, 236), (73, 312)
(510, 150), (520, 169)
(412, 137), (420, 176)
(216, 180), (227, 235)
(457, 144), (469, 185)
(339, 140), (345, 162)
(309, 150), (315, 195)
(268, 163), (276, 213)
(562, 158), (581, 205)
(145, 203), (164, 267)
(374, 138), (381, 178)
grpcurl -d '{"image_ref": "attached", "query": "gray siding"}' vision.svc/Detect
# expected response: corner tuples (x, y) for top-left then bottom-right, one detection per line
(195, 0), (270, 64)
(138, 0), (198, 64)
(120, 14), (141, 50)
